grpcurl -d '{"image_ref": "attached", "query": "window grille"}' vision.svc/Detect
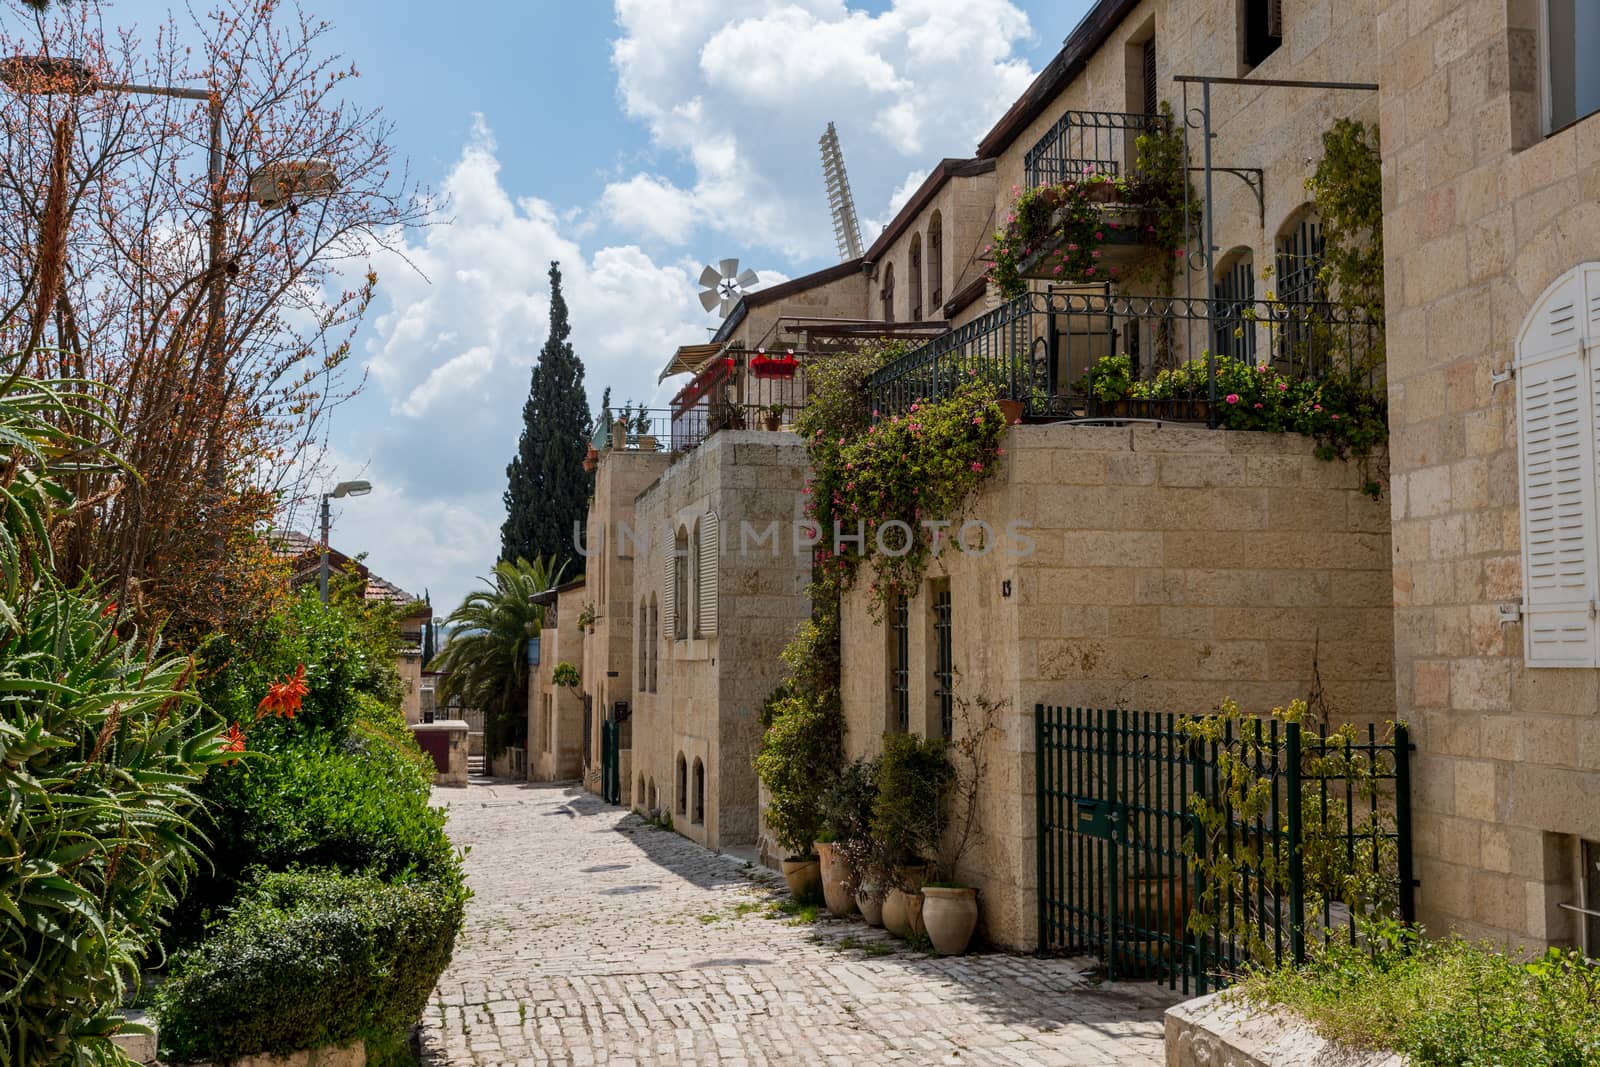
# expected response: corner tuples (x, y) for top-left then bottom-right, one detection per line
(932, 587), (953, 739)
(891, 594), (910, 732)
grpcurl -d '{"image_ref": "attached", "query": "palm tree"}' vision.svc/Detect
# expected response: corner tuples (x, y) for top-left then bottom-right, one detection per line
(431, 555), (566, 758)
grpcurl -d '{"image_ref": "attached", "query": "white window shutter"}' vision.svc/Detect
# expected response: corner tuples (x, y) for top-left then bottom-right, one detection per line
(663, 527), (677, 641)
(698, 512), (719, 637)
(1516, 265), (1600, 667)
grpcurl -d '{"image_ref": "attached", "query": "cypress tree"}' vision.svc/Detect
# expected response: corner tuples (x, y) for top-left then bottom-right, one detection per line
(501, 262), (590, 570)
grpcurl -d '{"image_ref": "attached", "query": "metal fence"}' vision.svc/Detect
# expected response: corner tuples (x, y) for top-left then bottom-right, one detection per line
(1035, 705), (1413, 994)
(1023, 109), (1169, 189)
(865, 289), (1382, 421)
(601, 352), (809, 456)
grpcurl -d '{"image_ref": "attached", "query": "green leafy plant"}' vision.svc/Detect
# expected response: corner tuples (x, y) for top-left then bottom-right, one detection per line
(576, 602), (596, 631)
(1087, 353), (1135, 403)
(1180, 698), (1400, 965)
(155, 869), (466, 1062)
(871, 732), (954, 881)
(823, 756), (880, 897)
(1306, 118), (1384, 326)
(754, 690), (844, 858)
(552, 661), (581, 688)
(1239, 933), (1600, 1065)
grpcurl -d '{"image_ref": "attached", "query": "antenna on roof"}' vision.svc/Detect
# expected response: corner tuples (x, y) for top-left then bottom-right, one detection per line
(819, 122), (863, 262)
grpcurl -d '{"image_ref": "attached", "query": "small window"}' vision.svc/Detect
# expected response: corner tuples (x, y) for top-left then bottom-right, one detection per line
(1545, 1), (1600, 132)
(928, 213), (944, 309)
(1241, 0), (1282, 71)
(648, 595), (658, 692)
(931, 582), (953, 739)
(881, 261), (896, 321)
(671, 527), (689, 641)
(890, 593), (910, 732)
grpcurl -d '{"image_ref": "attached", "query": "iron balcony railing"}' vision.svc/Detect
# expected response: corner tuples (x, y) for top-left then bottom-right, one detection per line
(1023, 109), (1170, 190)
(603, 351), (810, 456)
(865, 288), (1382, 422)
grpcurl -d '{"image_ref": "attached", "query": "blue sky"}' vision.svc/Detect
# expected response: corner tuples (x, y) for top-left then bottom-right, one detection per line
(87, 0), (1094, 611)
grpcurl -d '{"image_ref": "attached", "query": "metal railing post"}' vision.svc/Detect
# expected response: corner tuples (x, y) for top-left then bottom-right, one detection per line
(1189, 734), (1207, 995)
(1036, 705), (1049, 956)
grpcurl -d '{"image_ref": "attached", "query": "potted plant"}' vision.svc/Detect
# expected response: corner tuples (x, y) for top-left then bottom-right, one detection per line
(764, 403), (784, 431)
(820, 756), (877, 919)
(583, 444), (599, 472)
(577, 602), (596, 633)
(871, 732), (953, 939)
(917, 693), (1005, 955)
(754, 688), (843, 907)
(552, 661), (580, 688)
(750, 350), (799, 379)
(1088, 353), (1134, 417)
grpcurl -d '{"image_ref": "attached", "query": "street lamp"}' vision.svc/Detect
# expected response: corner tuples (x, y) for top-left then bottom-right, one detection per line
(320, 479), (372, 604)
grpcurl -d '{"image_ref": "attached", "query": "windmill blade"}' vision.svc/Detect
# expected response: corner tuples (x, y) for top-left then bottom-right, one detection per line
(719, 257), (740, 280)
(698, 264), (722, 289)
(735, 269), (759, 289)
(720, 296), (739, 317)
(699, 289), (723, 312)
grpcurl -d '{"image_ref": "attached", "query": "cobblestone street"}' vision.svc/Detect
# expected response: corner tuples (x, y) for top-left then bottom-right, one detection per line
(421, 781), (1176, 1066)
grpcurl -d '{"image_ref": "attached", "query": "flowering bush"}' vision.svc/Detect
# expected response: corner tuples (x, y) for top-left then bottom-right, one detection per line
(812, 377), (1008, 617)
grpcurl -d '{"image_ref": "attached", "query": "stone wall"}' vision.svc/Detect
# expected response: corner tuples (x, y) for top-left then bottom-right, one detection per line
(1375, 0), (1600, 944)
(839, 424), (1394, 948)
(632, 430), (811, 849)
(531, 583), (586, 783)
(870, 167), (998, 324)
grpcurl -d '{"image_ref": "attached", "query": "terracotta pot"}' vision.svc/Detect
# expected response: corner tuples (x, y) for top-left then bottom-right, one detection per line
(764, 414), (782, 431)
(815, 842), (855, 917)
(882, 864), (927, 939)
(921, 886), (979, 955)
(997, 398), (1025, 425)
(857, 888), (884, 926)
(1122, 873), (1186, 938)
(780, 855), (822, 905)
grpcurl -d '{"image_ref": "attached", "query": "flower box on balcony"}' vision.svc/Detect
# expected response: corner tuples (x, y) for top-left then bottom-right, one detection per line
(750, 352), (799, 379)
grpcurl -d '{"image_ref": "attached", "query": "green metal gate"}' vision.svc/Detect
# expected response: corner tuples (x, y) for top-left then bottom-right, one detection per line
(1035, 705), (1413, 993)
(600, 719), (621, 806)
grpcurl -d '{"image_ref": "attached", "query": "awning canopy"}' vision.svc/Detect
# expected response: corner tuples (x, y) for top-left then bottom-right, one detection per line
(657, 342), (726, 384)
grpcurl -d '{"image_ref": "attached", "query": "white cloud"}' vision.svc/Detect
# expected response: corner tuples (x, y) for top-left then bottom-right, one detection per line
(334, 119), (705, 612)
(603, 0), (1037, 259)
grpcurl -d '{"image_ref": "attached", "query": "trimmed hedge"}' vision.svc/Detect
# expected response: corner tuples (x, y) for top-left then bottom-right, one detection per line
(155, 869), (466, 1061)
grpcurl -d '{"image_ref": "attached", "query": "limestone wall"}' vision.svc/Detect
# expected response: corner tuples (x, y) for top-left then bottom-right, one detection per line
(1375, 0), (1600, 944)
(870, 168), (999, 323)
(632, 430), (811, 849)
(839, 424), (1394, 948)
(531, 585), (586, 783)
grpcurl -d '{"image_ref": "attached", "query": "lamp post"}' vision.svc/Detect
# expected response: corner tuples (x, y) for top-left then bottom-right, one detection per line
(320, 479), (371, 604)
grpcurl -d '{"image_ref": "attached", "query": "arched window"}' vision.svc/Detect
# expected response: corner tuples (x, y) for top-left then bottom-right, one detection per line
(928, 212), (944, 309)
(671, 526), (689, 640)
(909, 234), (923, 320)
(691, 758), (705, 824)
(647, 777), (658, 811)
(1213, 249), (1257, 362)
(1274, 210), (1325, 306)
(636, 772), (645, 810)
(676, 754), (688, 815)
(881, 262), (896, 321)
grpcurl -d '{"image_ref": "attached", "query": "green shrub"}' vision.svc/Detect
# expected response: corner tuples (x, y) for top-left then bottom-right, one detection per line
(0, 580), (224, 1067)
(156, 869), (466, 1061)
(1240, 930), (1600, 1065)
(199, 588), (404, 742)
(755, 691), (844, 857)
(872, 732), (953, 873)
(184, 728), (455, 929)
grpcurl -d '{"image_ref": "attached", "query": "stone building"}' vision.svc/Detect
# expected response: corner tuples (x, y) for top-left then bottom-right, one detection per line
(528, 575), (588, 783)
(1373, 0), (1600, 950)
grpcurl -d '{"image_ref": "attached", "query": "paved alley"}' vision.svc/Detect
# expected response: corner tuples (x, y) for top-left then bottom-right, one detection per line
(421, 781), (1176, 1066)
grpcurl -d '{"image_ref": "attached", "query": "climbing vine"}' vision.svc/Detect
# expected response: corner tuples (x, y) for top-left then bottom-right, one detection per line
(1306, 118), (1385, 326)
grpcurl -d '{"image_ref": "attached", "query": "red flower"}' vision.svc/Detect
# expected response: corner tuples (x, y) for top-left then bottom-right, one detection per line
(221, 722), (247, 763)
(257, 664), (309, 720)
(101, 602), (118, 618)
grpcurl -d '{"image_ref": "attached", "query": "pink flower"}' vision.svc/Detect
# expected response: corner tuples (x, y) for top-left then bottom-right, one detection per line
(1225, 393), (1240, 405)
(1313, 404), (1322, 412)
(1277, 382), (1288, 391)
(1254, 403), (1263, 409)
(1094, 232), (1103, 240)
(972, 416), (983, 425)
(1091, 250), (1101, 258)
(872, 409), (879, 417)
(1086, 267), (1096, 276)
(971, 462), (984, 472)
(1331, 413), (1341, 420)
(1066, 242), (1079, 251)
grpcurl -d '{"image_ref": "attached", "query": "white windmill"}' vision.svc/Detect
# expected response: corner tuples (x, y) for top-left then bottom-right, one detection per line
(819, 121), (863, 262)
(698, 258), (760, 317)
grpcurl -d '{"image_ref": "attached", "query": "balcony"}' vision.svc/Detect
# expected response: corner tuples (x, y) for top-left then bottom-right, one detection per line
(601, 350), (810, 456)
(997, 110), (1187, 295)
(865, 289), (1382, 423)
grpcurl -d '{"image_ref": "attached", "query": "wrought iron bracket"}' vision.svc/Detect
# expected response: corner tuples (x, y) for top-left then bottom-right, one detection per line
(1187, 165), (1264, 227)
